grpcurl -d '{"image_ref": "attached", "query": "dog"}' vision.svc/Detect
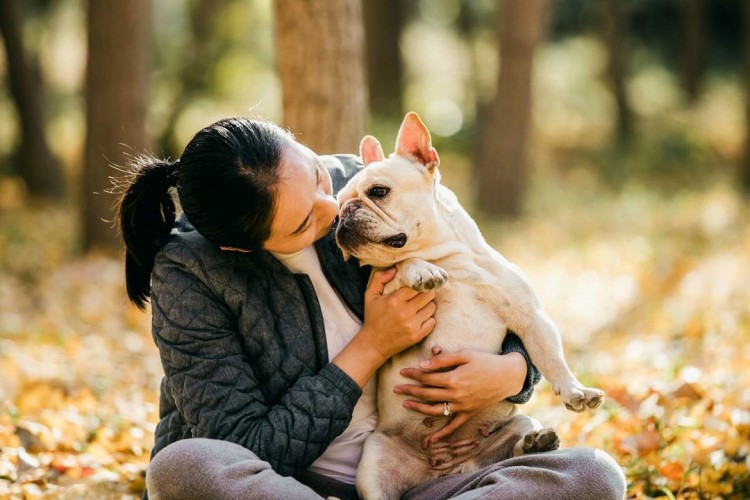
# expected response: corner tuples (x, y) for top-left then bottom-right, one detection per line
(335, 112), (604, 500)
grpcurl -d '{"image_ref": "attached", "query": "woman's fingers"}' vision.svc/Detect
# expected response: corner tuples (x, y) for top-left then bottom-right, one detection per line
(427, 412), (475, 445)
(408, 289), (436, 309)
(396, 382), (451, 402)
(402, 399), (452, 416)
(366, 267), (397, 296)
(414, 300), (437, 324)
(398, 367), (452, 388)
(418, 350), (472, 370)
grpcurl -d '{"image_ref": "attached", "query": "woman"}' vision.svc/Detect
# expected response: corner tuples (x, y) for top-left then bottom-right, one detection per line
(117, 117), (625, 499)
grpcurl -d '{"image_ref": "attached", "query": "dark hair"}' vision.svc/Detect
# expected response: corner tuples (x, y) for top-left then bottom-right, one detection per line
(115, 117), (292, 309)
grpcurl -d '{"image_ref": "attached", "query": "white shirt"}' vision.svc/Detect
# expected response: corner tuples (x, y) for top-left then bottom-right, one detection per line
(271, 245), (377, 484)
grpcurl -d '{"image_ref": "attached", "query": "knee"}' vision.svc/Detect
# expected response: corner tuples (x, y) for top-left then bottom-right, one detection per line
(147, 438), (257, 500)
(147, 439), (205, 499)
(564, 448), (626, 500)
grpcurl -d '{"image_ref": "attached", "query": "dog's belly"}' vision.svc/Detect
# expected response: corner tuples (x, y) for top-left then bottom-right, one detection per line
(375, 282), (514, 453)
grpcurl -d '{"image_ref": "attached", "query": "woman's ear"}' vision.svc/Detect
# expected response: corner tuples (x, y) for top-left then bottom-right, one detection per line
(219, 245), (253, 253)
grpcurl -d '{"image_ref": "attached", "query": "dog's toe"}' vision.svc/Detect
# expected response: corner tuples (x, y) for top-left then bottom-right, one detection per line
(521, 428), (560, 454)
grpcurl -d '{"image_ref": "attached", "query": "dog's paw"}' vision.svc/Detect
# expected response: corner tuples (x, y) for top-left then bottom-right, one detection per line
(520, 428), (560, 454)
(398, 259), (448, 291)
(562, 386), (605, 412)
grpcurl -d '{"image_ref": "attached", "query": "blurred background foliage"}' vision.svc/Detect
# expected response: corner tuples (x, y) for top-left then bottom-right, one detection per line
(1, 0), (749, 498)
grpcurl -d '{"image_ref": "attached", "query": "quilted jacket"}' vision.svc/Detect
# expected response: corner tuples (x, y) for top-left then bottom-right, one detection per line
(148, 154), (541, 478)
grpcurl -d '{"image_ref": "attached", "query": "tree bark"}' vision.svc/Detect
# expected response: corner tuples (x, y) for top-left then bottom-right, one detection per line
(274, 0), (366, 154)
(474, 0), (549, 217)
(0, 0), (65, 199)
(680, 0), (707, 103)
(363, 0), (404, 119)
(602, 0), (634, 146)
(83, 0), (151, 251)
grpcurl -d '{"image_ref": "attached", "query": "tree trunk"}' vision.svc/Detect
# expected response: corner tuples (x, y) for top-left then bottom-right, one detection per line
(363, 0), (404, 119)
(602, 0), (633, 146)
(0, 0), (65, 199)
(680, 0), (707, 103)
(474, 0), (549, 217)
(741, 0), (750, 194)
(83, 0), (151, 251)
(274, 0), (366, 154)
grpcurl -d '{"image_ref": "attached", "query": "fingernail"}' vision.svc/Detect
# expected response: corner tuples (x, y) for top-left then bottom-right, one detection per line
(419, 360), (430, 368)
(393, 387), (402, 394)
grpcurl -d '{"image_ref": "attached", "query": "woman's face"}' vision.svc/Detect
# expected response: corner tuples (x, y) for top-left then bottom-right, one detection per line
(262, 140), (339, 254)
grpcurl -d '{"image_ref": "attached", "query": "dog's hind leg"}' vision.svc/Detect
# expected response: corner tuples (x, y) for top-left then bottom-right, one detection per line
(514, 426), (560, 457)
(470, 414), (550, 469)
(356, 430), (431, 500)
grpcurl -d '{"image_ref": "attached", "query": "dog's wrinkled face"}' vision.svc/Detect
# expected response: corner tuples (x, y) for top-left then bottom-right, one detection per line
(336, 112), (441, 267)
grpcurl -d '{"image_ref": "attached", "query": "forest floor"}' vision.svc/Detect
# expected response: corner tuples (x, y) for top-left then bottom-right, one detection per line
(0, 162), (748, 499)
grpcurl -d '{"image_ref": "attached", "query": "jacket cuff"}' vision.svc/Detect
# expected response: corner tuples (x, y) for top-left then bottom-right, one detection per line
(320, 362), (363, 407)
(501, 332), (542, 404)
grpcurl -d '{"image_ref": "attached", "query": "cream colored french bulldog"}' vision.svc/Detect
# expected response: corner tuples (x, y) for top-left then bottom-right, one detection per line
(335, 112), (604, 500)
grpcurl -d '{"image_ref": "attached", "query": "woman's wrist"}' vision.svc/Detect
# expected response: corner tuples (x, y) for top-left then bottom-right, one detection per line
(332, 327), (388, 388)
(498, 351), (528, 400)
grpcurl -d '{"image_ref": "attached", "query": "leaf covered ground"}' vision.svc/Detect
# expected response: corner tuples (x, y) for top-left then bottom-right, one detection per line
(0, 166), (748, 499)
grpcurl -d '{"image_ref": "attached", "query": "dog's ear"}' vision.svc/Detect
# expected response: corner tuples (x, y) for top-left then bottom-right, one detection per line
(395, 112), (440, 174)
(360, 135), (385, 167)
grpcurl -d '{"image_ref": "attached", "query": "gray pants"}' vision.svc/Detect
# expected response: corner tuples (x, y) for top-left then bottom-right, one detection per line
(147, 438), (626, 500)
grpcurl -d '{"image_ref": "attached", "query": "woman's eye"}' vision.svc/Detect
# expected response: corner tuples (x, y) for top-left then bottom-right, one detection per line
(367, 186), (389, 198)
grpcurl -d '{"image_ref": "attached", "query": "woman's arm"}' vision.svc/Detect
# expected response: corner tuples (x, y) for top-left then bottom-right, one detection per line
(151, 248), (362, 477)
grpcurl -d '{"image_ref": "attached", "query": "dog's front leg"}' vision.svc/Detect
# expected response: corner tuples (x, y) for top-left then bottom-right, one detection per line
(484, 262), (604, 412)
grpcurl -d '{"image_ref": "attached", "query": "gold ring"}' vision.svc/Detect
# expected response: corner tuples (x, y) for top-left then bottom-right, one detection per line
(443, 402), (452, 416)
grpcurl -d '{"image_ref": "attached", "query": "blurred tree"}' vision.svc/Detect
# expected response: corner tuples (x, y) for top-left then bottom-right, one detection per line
(83, 0), (151, 251)
(601, 0), (634, 146)
(742, 0), (750, 194)
(681, 0), (707, 103)
(0, 0), (66, 199)
(157, 0), (228, 157)
(474, 0), (550, 217)
(362, 0), (404, 119)
(274, 0), (366, 154)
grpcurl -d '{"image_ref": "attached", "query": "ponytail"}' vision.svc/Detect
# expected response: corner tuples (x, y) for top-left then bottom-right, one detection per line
(115, 156), (179, 309)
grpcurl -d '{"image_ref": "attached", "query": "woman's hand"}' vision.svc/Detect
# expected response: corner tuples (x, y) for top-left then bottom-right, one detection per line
(394, 349), (527, 446)
(356, 268), (437, 362)
(334, 268), (436, 388)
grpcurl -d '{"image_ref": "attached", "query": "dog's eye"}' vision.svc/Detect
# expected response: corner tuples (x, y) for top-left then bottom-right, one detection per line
(367, 186), (390, 198)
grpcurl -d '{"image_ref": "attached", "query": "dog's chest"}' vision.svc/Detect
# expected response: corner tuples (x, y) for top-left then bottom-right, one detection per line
(430, 281), (506, 354)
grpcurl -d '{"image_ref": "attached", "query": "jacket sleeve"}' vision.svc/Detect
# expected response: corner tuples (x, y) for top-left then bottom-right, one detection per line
(150, 244), (362, 477)
(500, 332), (542, 404)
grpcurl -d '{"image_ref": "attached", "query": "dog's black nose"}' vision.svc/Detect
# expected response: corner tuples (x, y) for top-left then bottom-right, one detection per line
(384, 233), (407, 248)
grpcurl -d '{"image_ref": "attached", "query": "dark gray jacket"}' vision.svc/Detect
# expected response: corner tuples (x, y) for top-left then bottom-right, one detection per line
(149, 154), (540, 477)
